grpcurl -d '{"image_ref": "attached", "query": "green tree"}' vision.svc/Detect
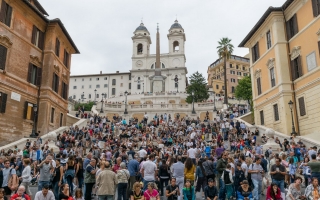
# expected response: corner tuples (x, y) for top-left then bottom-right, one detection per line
(217, 37), (234, 105)
(186, 71), (209, 103)
(235, 75), (252, 105)
(74, 101), (95, 111)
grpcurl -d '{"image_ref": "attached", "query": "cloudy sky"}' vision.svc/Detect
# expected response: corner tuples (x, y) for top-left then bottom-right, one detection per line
(40, 0), (284, 80)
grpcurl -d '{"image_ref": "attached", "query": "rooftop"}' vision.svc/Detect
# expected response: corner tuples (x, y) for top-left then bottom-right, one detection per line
(209, 55), (250, 68)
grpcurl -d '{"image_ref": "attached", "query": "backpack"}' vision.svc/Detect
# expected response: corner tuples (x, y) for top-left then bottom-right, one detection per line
(8, 169), (19, 191)
(223, 170), (232, 184)
(265, 149), (270, 158)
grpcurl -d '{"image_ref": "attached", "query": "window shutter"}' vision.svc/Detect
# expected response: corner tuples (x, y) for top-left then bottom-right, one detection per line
(292, 14), (298, 36)
(0, 45), (7, 70)
(4, 4), (11, 27)
(298, 97), (306, 116)
(286, 20), (291, 40)
(0, 0), (7, 23)
(52, 73), (55, 90)
(312, 0), (319, 17)
(257, 77), (261, 95)
(31, 25), (37, 44)
(297, 56), (303, 78)
(290, 60), (296, 81)
(65, 84), (68, 99)
(38, 31), (44, 50)
(56, 75), (59, 93)
(318, 41), (320, 56)
(251, 47), (255, 62)
(256, 42), (260, 59)
(55, 38), (60, 57)
(0, 92), (7, 113)
(30, 104), (35, 121)
(23, 101), (28, 119)
(27, 63), (33, 83)
(36, 67), (42, 86)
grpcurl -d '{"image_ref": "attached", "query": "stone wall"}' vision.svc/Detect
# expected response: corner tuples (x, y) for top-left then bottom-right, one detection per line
(66, 114), (80, 126)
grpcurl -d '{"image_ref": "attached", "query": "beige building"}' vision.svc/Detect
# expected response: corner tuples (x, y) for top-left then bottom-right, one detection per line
(207, 55), (250, 97)
(239, 0), (320, 136)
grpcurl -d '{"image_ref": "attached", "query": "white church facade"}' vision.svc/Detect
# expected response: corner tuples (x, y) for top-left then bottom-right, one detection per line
(69, 20), (188, 101)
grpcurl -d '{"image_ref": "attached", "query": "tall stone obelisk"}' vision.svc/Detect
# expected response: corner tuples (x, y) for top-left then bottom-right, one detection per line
(152, 23), (165, 92)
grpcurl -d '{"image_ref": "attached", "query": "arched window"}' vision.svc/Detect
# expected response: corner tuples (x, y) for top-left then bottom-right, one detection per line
(137, 77), (141, 89)
(162, 63), (165, 68)
(151, 62), (165, 69)
(137, 44), (143, 54)
(151, 64), (154, 69)
(173, 41), (179, 52)
(231, 86), (235, 93)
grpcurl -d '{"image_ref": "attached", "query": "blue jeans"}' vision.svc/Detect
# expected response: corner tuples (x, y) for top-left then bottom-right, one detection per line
(143, 180), (154, 191)
(66, 176), (74, 194)
(252, 179), (262, 200)
(98, 195), (113, 200)
(38, 181), (50, 191)
(272, 179), (285, 193)
(78, 177), (84, 189)
(52, 181), (59, 200)
(218, 178), (225, 200)
(117, 183), (127, 200)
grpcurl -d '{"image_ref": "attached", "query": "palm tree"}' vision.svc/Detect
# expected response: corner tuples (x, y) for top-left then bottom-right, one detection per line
(217, 37), (234, 105)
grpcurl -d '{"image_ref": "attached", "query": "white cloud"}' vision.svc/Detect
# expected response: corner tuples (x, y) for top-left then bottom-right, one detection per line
(39, 0), (285, 80)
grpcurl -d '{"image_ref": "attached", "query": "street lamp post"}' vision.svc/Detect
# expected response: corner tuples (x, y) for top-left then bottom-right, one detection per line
(100, 93), (104, 113)
(94, 89), (97, 105)
(124, 91), (128, 114)
(288, 100), (298, 136)
(192, 91), (196, 114)
(174, 76), (179, 93)
(213, 91), (217, 111)
(30, 104), (38, 138)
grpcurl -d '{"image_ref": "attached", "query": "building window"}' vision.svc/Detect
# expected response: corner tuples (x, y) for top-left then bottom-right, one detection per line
(82, 78), (84, 81)
(231, 78), (236, 83)
(260, 110), (264, 125)
(173, 41), (179, 52)
(73, 86), (77, 89)
(104, 84), (108, 88)
(286, 14), (298, 40)
(137, 84), (141, 89)
(257, 77), (262, 95)
(242, 67), (246, 71)
(31, 25), (44, 50)
(121, 76), (123, 79)
(50, 107), (55, 123)
(120, 83), (123, 87)
(81, 85), (84, 89)
(129, 74), (131, 80)
(0, 92), (8, 113)
(88, 94), (91, 99)
(112, 88), (116, 95)
(96, 94), (99, 98)
(291, 56), (303, 81)
(216, 85), (219, 89)
(312, 0), (320, 17)
(0, 1), (12, 27)
(237, 72), (242, 76)
(266, 30), (272, 49)
(89, 78), (92, 81)
(63, 49), (69, 68)
(270, 67), (276, 87)
(137, 43), (143, 54)
(27, 64), (42, 86)
(112, 79), (116, 85)
(236, 65), (239, 69)
(73, 95), (76, 99)
(55, 38), (60, 57)
(104, 77), (107, 80)
(243, 73), (247, 76)
(61, 82), (68, 100)
(96, 78), (99, 81)
(96, 84), (100, 88)
(252, 42), (260, 62)
(231, 86), (235, 93)
(273, 104), (279, 121)
(60, 113), (63, 127)
(89, 85), (91, 88)
(24, 102), (35, 120)
(222, 86), (225, 90)
(0, 44), (8, 70)
(74, 79), (76, 82)
(129, 83), (131, 89)
(229, 64), (233, 68)
(298, 97), (306, 116)
(52, 73), (59, 93)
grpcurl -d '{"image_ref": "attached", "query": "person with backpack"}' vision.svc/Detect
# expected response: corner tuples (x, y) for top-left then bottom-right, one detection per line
(221, 164), (234, 199)
(1, 159), (18, 198)
(195, 160), (206, 196)
(248, 157), (264, 200)
(202, 157), (215, 184)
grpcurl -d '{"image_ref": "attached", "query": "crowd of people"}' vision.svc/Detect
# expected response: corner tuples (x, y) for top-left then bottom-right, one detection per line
(1, 110), (320, 200)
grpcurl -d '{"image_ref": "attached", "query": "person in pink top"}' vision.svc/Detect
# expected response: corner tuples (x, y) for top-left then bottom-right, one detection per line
(144, 182), (160, 200)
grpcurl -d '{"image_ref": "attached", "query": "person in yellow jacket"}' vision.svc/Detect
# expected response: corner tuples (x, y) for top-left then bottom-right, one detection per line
(184, 158), (196, 185)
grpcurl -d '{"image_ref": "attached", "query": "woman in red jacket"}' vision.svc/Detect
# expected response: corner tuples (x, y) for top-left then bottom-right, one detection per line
(266, 183), (282, 200)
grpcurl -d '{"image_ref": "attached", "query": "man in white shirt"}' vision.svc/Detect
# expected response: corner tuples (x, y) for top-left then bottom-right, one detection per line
(190, 130), (196, 140)
(187, 145), (197, 164)
(141, 154), (157, 191)
(34, 185), (55, 200)
(138, 147), (147, 159)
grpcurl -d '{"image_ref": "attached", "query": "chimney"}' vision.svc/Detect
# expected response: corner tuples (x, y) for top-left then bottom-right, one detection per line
(116, 71), (119, 73)
(100, 71), (102, 74)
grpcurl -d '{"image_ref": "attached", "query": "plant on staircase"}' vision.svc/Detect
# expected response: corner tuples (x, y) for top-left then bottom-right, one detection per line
(186, 71), (209, 103)
(235, 75), (252, 106)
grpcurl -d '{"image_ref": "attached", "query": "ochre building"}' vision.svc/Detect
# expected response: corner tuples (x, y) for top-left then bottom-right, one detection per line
(0, 0), (79, 145)
(207, 55), (250, 98)
(239, 0), (320, 136)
